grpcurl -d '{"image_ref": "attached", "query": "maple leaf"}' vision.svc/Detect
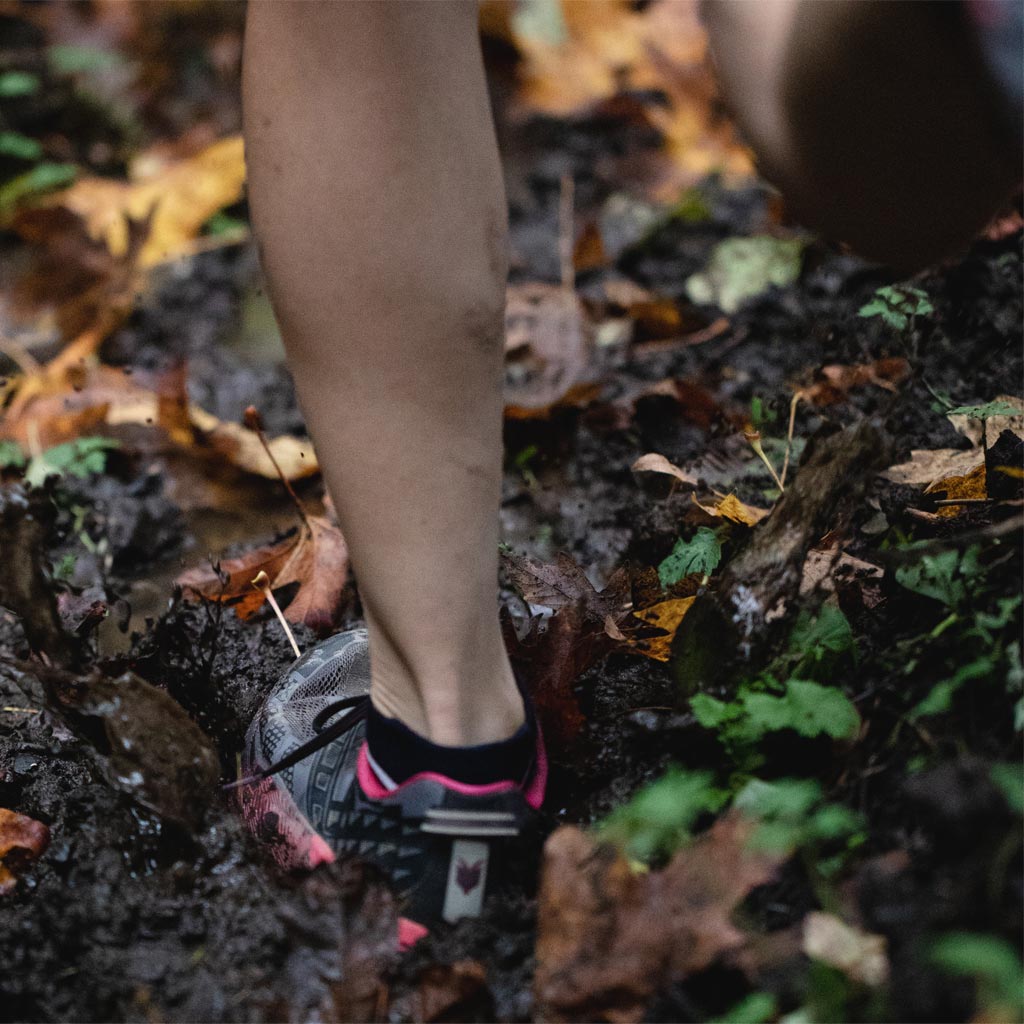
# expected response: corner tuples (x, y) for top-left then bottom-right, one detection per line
(534, 813), (783, 1023)
(177, 514), (349, 637)
(0, 808), (50, 895)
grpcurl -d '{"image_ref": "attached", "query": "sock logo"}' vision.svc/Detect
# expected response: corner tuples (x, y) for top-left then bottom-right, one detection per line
(455, 857), (484, 894)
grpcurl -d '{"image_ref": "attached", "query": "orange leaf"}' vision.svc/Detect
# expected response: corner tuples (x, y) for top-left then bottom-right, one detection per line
(924, 462), (987, 518)
(0, 808), (49, 895)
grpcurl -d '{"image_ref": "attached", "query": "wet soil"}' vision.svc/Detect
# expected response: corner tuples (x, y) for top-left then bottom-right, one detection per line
(1, 27), (1022, 1024)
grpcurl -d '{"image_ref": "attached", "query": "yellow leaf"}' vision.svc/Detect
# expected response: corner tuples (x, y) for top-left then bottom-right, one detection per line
(45, 136), (246, 268)
(692, 492), (769, 526)
(629, 596), (696, 661)
(924, 462), (986, 518)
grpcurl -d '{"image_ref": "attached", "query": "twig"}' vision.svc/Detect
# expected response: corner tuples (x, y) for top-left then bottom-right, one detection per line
(0, 337), (42, 376)
(2, 706), (39, 714)
(558, 173), (575, 292)
(743, 426), (785, 493)
(780, 391), (804, 488)
(243, 405), (310, 530)
(252, 570), (300, 659)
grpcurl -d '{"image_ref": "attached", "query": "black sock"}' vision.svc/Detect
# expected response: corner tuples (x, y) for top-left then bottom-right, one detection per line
(365, 695), (537, 788)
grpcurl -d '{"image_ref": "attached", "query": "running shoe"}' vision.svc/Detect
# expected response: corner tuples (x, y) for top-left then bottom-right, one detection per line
(236, 629), (547, 937)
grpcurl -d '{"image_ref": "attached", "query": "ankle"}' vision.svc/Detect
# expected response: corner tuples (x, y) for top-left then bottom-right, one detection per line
(367, 625), (524, 746)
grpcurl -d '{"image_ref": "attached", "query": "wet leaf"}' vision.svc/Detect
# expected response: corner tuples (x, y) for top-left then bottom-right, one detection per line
(658, 527), (721, 587)
(629, 596), (696, 661)
(0, 808), (50, 895)
(504, 552), (631, 743)
(178, 513), (349, 637)
(534, 813), (783, 1022)
(59, 672), (219, 830)
(685, 236), (803, 314)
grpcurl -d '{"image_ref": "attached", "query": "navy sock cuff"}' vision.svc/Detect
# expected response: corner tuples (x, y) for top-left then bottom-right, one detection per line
(365, 694), (537, 788)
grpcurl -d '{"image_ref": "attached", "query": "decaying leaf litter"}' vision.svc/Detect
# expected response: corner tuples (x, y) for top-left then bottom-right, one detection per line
(0, 3), (1021, 1022)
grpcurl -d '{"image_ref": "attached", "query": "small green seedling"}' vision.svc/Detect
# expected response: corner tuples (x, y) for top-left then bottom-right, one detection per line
(658, 527), (721, 587)
(857, 285), (933, 332)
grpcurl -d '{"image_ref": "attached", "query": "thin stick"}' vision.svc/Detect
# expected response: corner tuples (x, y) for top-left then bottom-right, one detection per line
(744, 427), (785, 493)
(2, 706), (40, 714)
(780, 390), (804, 488)
(252, 570), (301, 658)
(558, 173), (575, 292)
(244, 406), (310, 530)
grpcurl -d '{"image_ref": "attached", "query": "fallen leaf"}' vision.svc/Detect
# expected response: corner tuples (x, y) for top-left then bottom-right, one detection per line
(924, 462), (987, 518)
(30, 135), (246, 268)
(802, 358), (911, 406)
(947, 394), (1024, 448)
(0, 808), (50, 895)
(500, 0), (753, 194)
(628, 596), (696, 661)
(504, 283), (598, 418)
(534, 813), (783, 1022)
(178, 513), (349, 636)
(883, 448), (985, 487)
(799, 548), (883, 598)
(802, 912), (889, 987)
(692, 492), (770, 526)
(630, 452), (698, 493)
(504, 552), (631, 744)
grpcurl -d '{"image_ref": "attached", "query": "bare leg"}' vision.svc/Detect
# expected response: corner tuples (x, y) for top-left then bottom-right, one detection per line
(243, 1), (523, 746)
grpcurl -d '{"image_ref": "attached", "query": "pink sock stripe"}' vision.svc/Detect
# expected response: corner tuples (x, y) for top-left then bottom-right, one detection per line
(356, 725), (548, 810)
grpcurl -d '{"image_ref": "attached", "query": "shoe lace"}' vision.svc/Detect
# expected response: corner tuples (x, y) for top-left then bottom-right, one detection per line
(224, 694), (370, 791)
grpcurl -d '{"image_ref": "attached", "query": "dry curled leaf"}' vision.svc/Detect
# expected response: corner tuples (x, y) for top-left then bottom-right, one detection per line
(0, 808), (50, 895)
(534, 813), (783, 1023)
(630, 452), (698, 492)
(177, 514), (349, 637)
(691, 492), (770, 526)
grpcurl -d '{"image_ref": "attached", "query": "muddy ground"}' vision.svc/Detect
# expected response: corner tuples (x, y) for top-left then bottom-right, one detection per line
(1, 7), (1022, 1023)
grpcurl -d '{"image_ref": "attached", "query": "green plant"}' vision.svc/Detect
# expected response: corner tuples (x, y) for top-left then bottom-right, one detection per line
(946, 399), (1022, 419)
(789, 605), (856, 676)
(734, 777), (865, 876)
(930, 933), (1024, 1022)
(692, 677), (861, 749)
(0, 440), (27, 470)
(24, 437), (120, 487)
(597, 767), (729, 862)
(658, 527), (721, 587)
(712, 992), (777, 1024)
(857, 285), (933, 331)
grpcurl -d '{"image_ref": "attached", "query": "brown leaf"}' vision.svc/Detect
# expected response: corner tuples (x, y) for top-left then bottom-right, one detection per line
(0, 808), (50, 895)
(882, 448), (985, 487)
(504, 552), (631, 744)
(630, 452), (698, 492)
(534, 813), (783, 1022)
(504, 283), (598, 418)
(177, 514), (349, 637)
(802, 358), (910, 406)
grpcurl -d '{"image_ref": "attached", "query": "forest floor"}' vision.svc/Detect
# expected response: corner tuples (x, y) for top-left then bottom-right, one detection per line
(0, 4), (1021, 1023)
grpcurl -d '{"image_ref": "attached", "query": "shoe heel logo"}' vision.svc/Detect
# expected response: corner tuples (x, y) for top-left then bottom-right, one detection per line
(455, 857), (484, 894)
(443, 839), (489, 922)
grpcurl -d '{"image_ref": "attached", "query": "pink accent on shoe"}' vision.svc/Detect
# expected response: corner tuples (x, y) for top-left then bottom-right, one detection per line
(236, 774), (337, 871)
(398, 917), (429, 950)
(355, 725), (548, 810)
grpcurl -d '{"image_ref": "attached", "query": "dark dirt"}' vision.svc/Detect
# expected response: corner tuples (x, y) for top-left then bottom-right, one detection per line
(1, 15), (1022, 1024)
